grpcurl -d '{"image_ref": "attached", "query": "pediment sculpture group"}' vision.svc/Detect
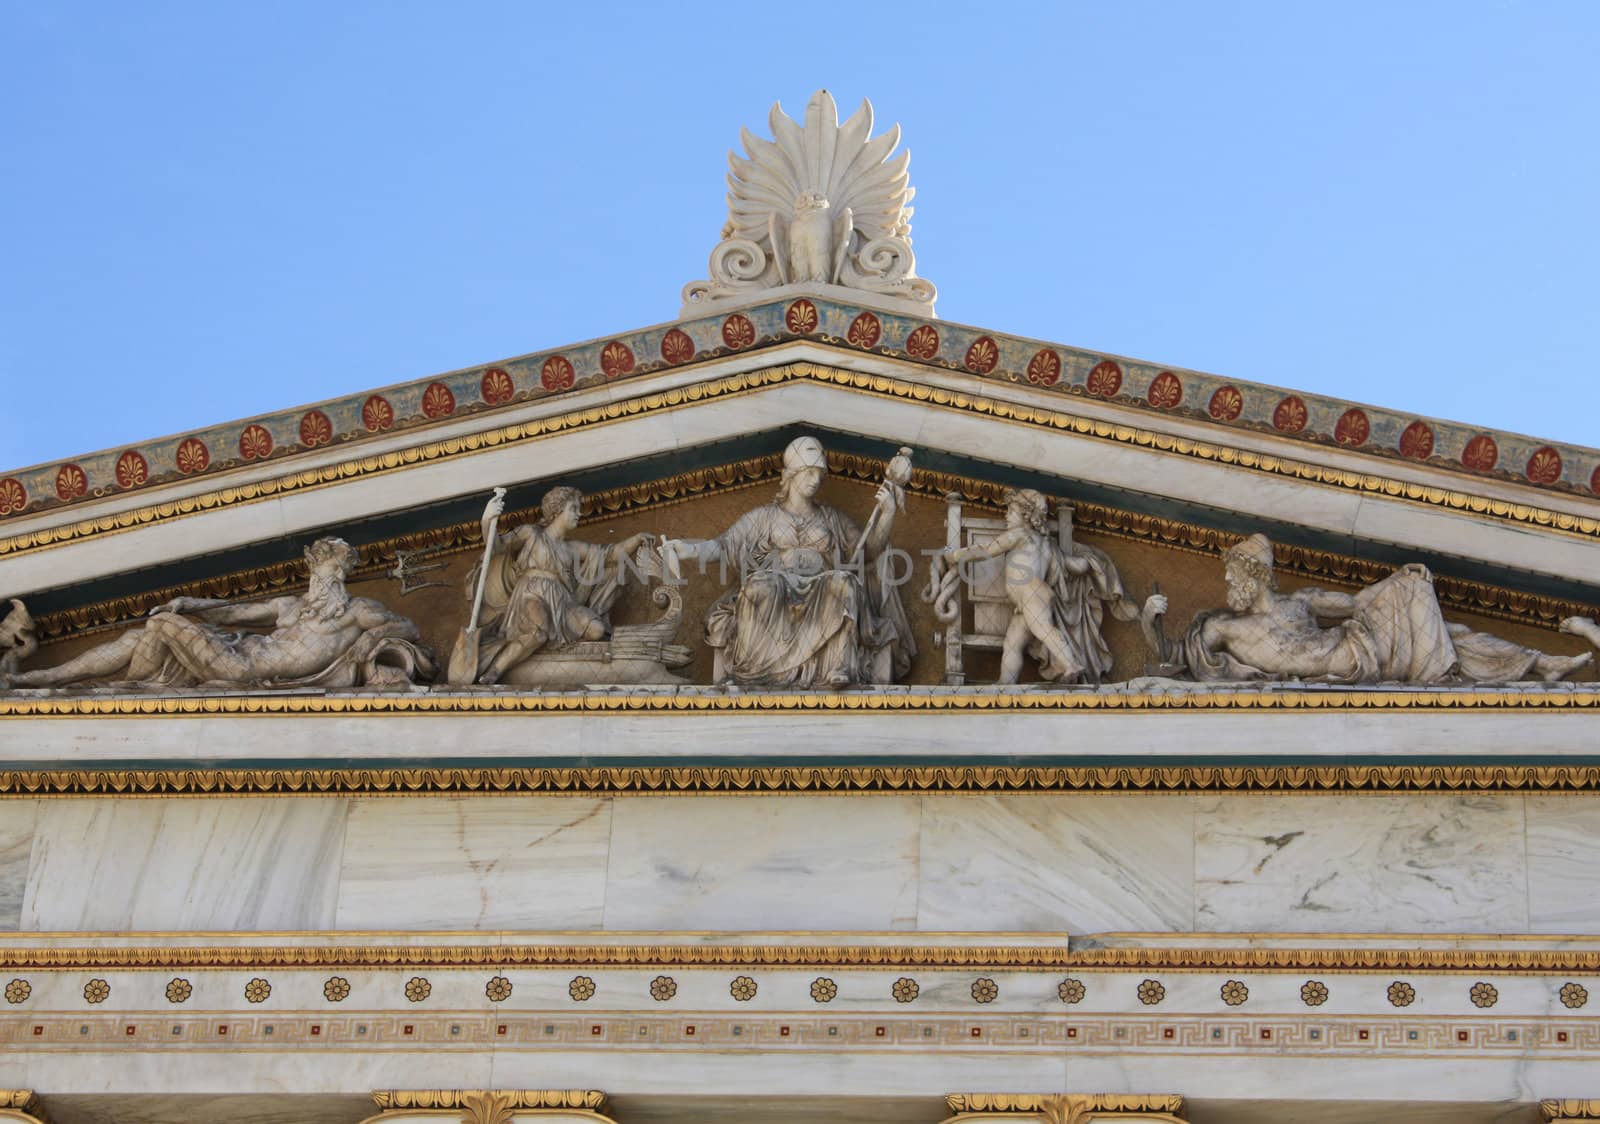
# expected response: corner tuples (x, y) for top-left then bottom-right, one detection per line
(2, 436), (1595, 695)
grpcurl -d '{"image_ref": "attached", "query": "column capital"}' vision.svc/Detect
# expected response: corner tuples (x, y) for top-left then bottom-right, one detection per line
(364, 1091), (615, 1124)
(943, 1094), (1187, 1124)
(0, 1091), (46, 1124)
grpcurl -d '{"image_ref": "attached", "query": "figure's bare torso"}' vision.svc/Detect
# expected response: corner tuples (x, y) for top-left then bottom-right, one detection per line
(227, 596), (381, 678)
(1206, 591), (1362, 679)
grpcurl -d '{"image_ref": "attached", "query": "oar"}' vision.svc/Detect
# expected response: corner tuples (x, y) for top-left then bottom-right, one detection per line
(446, 487), (507, 685)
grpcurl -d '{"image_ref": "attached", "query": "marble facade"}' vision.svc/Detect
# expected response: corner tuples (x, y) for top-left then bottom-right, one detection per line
(0, 793), (1595, 936)
(1, 92), (1599, 1123)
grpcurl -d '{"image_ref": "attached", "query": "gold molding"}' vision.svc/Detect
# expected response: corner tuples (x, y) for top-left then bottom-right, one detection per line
(6, 686), (1600, 718)
(1544, 1103), (1600, 1122)
(6, 362), (1599, 567)
(27, 443), (1599, 645)
(945, 1095), (1186, 1124)
(4, 760), (1600, 798)
(4, 942), (1600, 974)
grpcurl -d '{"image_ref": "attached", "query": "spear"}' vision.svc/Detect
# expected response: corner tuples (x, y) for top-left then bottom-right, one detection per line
(446, 487), (507, 685)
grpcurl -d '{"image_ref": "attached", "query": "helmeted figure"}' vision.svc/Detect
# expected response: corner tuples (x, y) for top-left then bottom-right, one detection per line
(661, 436), (915, 688)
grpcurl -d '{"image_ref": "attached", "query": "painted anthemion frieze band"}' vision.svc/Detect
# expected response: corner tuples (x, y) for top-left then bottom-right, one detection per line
(3, 89), (1600, 1123)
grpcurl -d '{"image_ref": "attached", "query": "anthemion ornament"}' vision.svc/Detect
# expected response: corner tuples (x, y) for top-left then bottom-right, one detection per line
(682, 89), (937, 316)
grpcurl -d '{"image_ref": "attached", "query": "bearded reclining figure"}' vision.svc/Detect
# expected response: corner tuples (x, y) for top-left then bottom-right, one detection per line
(1, 537), (433, 692)
(1144, 534), (1591, 685)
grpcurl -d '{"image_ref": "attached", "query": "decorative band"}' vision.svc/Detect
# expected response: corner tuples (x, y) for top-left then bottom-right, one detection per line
(3, 761), (1600, 797)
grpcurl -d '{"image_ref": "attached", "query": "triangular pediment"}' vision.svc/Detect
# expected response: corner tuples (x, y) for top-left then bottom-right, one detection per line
(3, 324), (1599, 698)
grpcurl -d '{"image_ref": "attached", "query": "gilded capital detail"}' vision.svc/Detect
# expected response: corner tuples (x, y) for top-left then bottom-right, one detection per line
(367, 1091), (613, 1124)
(944, 1093), (1187, 1124)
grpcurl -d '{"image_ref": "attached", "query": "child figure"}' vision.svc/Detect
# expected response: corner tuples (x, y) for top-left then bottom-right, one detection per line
(939, 488), (1089, 684)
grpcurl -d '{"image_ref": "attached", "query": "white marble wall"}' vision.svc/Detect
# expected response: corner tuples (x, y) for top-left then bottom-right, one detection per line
(1, 792), (1598, 934)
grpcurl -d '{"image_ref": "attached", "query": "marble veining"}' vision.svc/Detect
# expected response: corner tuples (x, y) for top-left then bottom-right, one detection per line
(20, 798), (347, 931)
(336, 797), (612, 930)
(1526, 795), (1600, 933)
(0, 800), (37, 930)
(917, 794), (1194, 932)
(602, 795), (920, 930)
(1196, 794), (1529, 933)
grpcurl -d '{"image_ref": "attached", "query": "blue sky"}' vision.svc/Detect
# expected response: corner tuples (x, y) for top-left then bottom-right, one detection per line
(3, 2), (1597, 471)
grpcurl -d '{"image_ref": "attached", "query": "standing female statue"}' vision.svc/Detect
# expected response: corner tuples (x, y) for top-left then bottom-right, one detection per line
(660, 436), (915, 688)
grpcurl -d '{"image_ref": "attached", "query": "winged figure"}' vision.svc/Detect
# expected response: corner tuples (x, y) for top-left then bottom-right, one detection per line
(684, 90), (937, 311)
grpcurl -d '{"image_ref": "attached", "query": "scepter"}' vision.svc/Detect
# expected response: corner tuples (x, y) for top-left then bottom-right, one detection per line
(853, 446), (914, 562)
(446, 486), (507, 685)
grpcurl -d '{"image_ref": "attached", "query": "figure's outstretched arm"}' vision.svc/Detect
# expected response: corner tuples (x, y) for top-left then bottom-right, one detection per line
(943, 528), (1022, 565)
(151, 596), (283, 626)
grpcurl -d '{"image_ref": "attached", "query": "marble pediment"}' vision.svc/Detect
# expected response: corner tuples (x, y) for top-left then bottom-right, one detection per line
(1, 290), (1598, 714)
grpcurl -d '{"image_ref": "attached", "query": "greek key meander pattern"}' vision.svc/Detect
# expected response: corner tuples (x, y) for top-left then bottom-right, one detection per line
(29, 450), (1597, 645)
(4, 298), (1597, 524)
(5, 1011), (1599, 1059)
(5, 362), (1599, 566)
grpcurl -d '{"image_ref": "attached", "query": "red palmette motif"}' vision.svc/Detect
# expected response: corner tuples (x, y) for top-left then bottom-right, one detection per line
(660, 328), (695, 364)
(540, 356), (575, 391)
(1591, 464), (1600, 494)
(1398, 420), (1434, 460)
(1208, 386), (1244, 421)
(299, 410), (333, 447)
(1272, 396), (1308, 434)
(964, 336), (999, 374)
(115, 450), (149, 489)
(1085, 361), (1122, 398)
(600, 341), (635, 378)
(480, 367), (515, 405)
(0, 478), (26, 516)
(175, 438), (210, 474)
(54, 463), (88, 501)
(1026, 349), (1062, 386)
(1333, 409), (1369, 446)
(721, 314), (756, 350)
(1526, 446), (1563, 485)
(238, 425), (273, 461)
(421, 382), (456, 419)
(905, 324), (940, 359)
(785, 299), (819, 334)
(362, 395), (395, 432)
(1461, 434), (1498, 472)
(846, 311), (881, 348)
(1146, 371), (1182, 409)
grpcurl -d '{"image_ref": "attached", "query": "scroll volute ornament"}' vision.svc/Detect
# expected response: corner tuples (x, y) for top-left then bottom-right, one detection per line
(364, 1090), (615, 1124)
(943, 1093), (1188, 1124)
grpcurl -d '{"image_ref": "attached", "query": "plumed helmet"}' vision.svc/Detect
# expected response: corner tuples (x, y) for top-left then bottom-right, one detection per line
(782, 436), (829, 473)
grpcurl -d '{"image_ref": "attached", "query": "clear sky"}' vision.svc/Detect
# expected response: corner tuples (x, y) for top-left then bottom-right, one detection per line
(3, 2), (1597, 472)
